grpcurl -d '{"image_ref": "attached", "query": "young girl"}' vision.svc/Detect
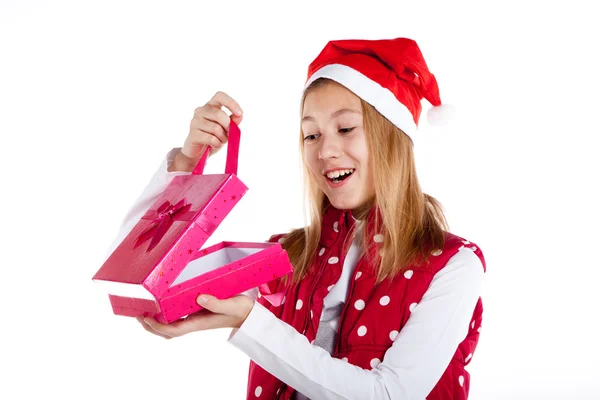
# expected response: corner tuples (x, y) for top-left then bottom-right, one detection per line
(109, 37), (486, 399)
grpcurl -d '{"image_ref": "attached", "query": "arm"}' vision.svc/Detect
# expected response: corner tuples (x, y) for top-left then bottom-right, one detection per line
(228, 247), (484, 400)
(104, 92), (242, 260)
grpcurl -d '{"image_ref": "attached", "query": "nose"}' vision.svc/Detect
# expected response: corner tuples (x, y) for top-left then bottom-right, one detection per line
(318, 133), (342, 160)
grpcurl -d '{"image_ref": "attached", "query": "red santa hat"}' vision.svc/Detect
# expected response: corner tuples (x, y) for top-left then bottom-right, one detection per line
(304, 37), (454, 140)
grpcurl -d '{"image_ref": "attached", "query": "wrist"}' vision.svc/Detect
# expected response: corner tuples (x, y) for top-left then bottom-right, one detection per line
(234, 298), (255, 329)
(168, 150), (198, 172)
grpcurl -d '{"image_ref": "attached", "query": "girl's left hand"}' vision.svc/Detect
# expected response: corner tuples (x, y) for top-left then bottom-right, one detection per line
(136, 294), (255, 339)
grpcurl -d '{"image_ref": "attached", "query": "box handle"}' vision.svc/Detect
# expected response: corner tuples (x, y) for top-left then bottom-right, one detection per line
(191, 118), (241, 176)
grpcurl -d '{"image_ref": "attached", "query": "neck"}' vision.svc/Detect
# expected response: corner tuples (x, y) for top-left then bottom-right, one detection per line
(351, 198), (375, 220)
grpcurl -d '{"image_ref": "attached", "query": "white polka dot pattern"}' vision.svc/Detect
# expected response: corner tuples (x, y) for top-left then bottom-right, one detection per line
(354, 299), (365, 310)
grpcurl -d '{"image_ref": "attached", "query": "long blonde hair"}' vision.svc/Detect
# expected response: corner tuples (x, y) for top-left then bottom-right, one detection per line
(281, 78), (449, 284)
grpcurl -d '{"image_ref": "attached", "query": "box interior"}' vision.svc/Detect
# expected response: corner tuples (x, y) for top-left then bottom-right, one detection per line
(93, 280), (155, 300)
(171, 245), (264, 286)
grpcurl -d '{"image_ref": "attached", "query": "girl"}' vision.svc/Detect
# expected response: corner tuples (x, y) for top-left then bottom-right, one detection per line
(109, 37), (486, 399)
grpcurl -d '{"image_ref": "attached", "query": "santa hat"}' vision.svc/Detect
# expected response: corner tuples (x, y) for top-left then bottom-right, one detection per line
(304, 37), (454, 140)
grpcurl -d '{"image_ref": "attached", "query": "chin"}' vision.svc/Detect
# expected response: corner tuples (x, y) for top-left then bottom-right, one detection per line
(326, 195), (361, 211)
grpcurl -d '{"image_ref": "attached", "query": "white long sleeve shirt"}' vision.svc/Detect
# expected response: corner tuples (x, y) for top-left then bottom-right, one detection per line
(106, 148), (485, 400)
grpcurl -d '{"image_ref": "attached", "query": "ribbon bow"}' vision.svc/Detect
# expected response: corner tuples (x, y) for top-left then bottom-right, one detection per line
(257, 272), (292, 307)
(134, 198), (192, 252)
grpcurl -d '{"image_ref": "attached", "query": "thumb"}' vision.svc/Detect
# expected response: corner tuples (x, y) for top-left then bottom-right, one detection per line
(197, 294), (230, 314)
(230, 113), (243, 127)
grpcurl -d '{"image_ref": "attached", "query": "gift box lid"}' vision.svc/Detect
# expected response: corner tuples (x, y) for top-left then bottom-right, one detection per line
(93, 121), (248, 298)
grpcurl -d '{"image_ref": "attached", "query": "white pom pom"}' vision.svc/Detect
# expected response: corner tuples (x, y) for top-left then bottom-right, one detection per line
(427, 104), (456, 126)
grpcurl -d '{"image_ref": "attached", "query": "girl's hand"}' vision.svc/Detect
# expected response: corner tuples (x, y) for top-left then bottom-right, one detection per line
(136, 294), (254, 339)
(171, 91), (244, 171)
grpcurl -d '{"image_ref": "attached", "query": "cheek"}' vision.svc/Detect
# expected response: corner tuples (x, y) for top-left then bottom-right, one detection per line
(303, 148), (321, 176)
(348, 136), (370, 170)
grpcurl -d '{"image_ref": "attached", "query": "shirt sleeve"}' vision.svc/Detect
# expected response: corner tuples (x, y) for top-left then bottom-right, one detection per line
(102, 148), (191, 261)
(227, 247), (484, 400)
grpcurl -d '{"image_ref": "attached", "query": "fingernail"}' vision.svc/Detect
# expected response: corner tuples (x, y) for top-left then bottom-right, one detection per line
(235, 109), (243, 116)
(197, 295), (208, 305)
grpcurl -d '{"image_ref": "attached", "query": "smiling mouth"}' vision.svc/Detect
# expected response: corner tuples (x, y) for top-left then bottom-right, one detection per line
(324, 168), (355, 183)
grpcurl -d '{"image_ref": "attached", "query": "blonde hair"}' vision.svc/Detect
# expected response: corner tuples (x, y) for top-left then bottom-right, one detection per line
(281, 78), (449, 284)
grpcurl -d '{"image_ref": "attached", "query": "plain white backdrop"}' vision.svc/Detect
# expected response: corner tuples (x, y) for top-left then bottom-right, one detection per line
(1, 0), (599, 398)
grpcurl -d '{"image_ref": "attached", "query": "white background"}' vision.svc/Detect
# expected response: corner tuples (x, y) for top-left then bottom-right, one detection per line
(1, 0), (599, 398)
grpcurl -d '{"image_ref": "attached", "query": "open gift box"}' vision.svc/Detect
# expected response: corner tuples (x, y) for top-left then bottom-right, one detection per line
(93, 121), (293, 324)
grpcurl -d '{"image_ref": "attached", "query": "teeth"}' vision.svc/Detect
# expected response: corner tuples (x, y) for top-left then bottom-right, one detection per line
(326, 169), (354, 179)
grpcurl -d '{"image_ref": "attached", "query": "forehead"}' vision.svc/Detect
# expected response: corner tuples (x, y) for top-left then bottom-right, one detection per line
(302, 82), (362, 118)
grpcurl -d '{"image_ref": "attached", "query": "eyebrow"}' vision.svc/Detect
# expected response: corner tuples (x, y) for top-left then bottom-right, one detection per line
(301, 108), (362, 122)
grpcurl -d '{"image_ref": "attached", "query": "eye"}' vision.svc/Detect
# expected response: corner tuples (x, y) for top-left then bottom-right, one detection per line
(303, 133), (320, 142)
(339, 127), (355, 134)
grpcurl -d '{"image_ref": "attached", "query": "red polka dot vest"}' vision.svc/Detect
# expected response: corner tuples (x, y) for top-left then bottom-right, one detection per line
(245, 205), (486, 399)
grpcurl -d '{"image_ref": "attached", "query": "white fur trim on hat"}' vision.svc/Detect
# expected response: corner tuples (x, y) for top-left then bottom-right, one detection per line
(304, 64), (417, 139)
(427, 104), (456, 126)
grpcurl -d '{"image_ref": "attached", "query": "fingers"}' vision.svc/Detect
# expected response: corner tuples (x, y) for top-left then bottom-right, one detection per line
(182, 312), (237, 331)
(135, 315), (172, 339)
(182, 112), (225, 159)
(205, 91), (243, 119)
(182, 91), (243, 160)
(183, 128), (223, 157)
(141, 316), (185, 338)
(197, 294), (227, 314)
(197, 294), (255, 324)
(192, 113), (228, 143)
(133, 296), (255, 339)
(143, 313), (236, 337)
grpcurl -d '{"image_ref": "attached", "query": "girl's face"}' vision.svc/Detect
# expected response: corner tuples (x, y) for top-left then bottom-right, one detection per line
(301, 83), (375, 211)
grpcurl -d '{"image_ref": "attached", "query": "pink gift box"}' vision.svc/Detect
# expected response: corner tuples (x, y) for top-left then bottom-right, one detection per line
(93, 121), (292, 323)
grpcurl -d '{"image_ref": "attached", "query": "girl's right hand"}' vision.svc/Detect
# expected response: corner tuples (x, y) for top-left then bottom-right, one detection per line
(172, 91), (244, 171)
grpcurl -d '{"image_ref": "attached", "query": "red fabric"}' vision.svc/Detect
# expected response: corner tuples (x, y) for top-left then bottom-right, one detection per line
(246, 205), (486, 399)
(306, 37), (443, 125)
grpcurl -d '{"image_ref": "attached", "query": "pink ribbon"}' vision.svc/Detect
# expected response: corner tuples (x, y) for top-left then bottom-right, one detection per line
(257, 272), (292, 307)
(134, 198), (194, 252)
(192, 120), (241, 176)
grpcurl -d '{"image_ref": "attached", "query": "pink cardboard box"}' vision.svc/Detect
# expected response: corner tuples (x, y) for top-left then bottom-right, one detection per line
(93, 121), (293, 323)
